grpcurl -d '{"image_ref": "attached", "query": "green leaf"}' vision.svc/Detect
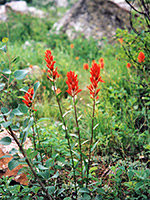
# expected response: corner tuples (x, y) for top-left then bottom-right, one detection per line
(33, 81), (40, 99)
(14, 69), (29, 80)
(1, 107), (11, 116)
(0, 155), (11, 159)
(12, 108), (24, 116)
(23, 117), (34, 132)
(95, 195), (102, 200)
(57, 188), (65, 196)
(28, 151), (38, 159)
(78, 187), (90, 194)
(20, 86), (29, 93)
(91, 140), (100, 152)
(1, 107), (8, 114)
(0, 83), (5, 91)
(0, 136), (12, 145)
(18, 104), (28, 114)
(1, 68), (11, 74)
(47, 186), (55, 195)
(51, 171), (59, 179)
(2, 121), (12, 128)
(8, 158), (20, 170)
(11, 125), (19, 131)
(12, 56), (20, 64)
(38, 164), (49, 170)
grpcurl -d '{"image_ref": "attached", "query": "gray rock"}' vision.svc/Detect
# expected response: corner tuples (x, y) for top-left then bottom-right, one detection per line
(51, 0), (131, 40)
(28, 6), (46, 18)
(0, 5), (7, 21)
(5, 1), (28, 14)
(55, 0), (68, 7)
(0, 1), (47, 21)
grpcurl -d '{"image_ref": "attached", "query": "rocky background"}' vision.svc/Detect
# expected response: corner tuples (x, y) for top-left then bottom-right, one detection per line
(0, 0), (131, 40)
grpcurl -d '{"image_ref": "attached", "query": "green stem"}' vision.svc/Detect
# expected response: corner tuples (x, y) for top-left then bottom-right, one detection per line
(54, 86), (77, 197)
(86, 98), (96, 187)
(73, 96), (83, 186)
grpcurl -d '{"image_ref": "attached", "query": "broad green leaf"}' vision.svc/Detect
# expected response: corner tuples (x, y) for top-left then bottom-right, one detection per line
(8, 158), (20, 170)
(11, 125), (19, 131)
(28, 151), (38, 159)
(39, 171), (50, 180)
(1, 68), (11, 74)
(33, 81), (40, 99)
(20, 86), (29, 93)
(1, 107), (11, 116)
(2, 120), (12, 128)
(12, 108), (24, 116)
(0, 136), (11, 145)
(31, 186), (40, 194)
(47, 186), (55, 195)
(14, 69), (29, 80)
(1, 107), (8, 114)
(18, 104), (28, 114)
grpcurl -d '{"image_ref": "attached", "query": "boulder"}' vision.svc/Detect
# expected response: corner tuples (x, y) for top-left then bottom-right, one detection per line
(0, 4), (7, 21)
(55, 0), (68, 7)
(5, 1), (28, 14)
(52, 0), (131, 40)
(0, 1), (47, 21)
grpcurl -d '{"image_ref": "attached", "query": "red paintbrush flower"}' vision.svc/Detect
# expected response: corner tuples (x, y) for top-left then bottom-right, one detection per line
(87, 62), (104, 99)
(126, 63), (131, 68)
(22, 88), (37, 111)
(83, 63), (89, 70)
(45, 50), (60, 82)
(66, 71), (82, 97)
(138, 51), (145, 63)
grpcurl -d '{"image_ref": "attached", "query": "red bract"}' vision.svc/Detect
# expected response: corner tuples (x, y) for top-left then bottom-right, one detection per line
(87, 62), (104, 99)
(66, 71), (82, 97)
(22, 88), (37, 111)
(138, 51), (145, 63)
(126, 63), (131, 68)
(45, 50), (59, 82)
(83, 63), (89, 70)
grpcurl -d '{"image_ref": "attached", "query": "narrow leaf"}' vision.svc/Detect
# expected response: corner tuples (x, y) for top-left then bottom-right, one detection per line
(33, 81), (40, 99)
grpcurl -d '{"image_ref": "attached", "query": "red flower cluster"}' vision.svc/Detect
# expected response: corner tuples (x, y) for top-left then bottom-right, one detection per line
(138, 51), (145, 63)
(83, 63), (89, 70)
(22, 88), (37, 111)
(45, 50), (60, 82)
(66, 71), (82, 97)
(126, 63), (131, 68)
(87, 62), (104, 100)
(99, 57), (104, 69)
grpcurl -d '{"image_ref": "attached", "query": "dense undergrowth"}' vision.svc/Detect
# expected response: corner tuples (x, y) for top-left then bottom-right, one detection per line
(0, 0), (150, 199)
